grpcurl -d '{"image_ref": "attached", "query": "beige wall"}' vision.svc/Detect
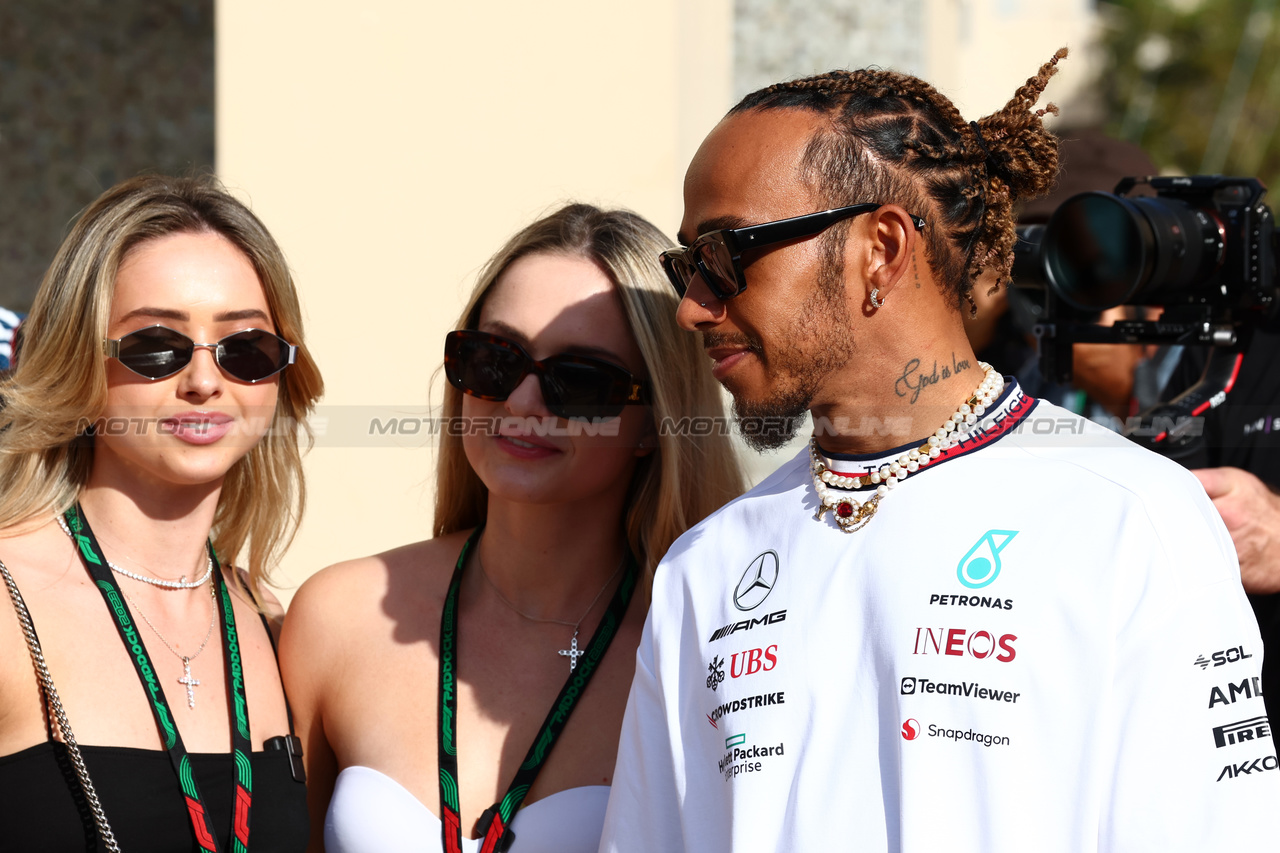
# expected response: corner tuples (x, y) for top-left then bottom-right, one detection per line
(217, 1), (733, 601)
(924, 0), (1100, 121)
(218, 1), (1096, 600)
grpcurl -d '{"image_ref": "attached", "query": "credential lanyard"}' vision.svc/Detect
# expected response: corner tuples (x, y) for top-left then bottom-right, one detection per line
(437, 527), (637, 853)
(66, 505), (253, 853)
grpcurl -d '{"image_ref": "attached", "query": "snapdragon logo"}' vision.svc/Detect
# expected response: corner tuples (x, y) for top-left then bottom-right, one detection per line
(901, 718), (1010, 747)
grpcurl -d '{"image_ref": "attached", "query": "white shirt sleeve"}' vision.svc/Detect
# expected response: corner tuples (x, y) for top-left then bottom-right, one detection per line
(1098, 492), (1278, 851)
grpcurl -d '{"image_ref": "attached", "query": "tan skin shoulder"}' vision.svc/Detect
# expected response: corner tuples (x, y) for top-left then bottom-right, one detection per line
(282, 529), (646, 850)
(0, 519), (293, 758)
(281, 530), (470, 853)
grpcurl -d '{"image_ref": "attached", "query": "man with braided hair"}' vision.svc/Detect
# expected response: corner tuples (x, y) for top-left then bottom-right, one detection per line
(600, 51), (1277, 852)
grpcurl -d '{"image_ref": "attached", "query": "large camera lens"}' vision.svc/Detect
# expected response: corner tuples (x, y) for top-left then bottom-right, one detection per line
(1041, 192), (1224, 310)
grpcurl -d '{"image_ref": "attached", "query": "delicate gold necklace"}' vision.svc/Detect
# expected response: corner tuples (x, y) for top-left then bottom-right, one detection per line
(811, 363), (1002, 533)
(477, 545), (625, 673)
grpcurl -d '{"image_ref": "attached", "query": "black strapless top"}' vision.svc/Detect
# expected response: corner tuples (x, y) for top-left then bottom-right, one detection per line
(0, 740), (308, 851)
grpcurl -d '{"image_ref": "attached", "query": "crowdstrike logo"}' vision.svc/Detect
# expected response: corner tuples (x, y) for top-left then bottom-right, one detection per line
(1195, 646), (1253, 670)
(706, 691), (786, 728)
(956, 530), (1018, 589)
(733, 551), (779, 611)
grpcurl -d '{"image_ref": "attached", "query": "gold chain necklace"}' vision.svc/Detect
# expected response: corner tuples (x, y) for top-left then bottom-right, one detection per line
(477, 543), (625, 673)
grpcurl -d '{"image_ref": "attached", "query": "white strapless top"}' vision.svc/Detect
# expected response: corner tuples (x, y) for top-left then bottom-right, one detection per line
(325, 765), (610, 853)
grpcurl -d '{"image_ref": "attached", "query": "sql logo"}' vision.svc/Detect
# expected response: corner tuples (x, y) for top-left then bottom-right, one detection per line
(957, 530), (1018, 589)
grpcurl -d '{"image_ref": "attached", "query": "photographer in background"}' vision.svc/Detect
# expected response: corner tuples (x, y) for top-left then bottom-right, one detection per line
(983, 131), (1279, 731)
(1165, 332), (1280, 730)
(965, 129), (1175, 425)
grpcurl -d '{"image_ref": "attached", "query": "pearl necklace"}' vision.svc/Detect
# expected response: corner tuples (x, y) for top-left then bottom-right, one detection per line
(811, 363), (1003, 533)
(55, 515), (215, 590)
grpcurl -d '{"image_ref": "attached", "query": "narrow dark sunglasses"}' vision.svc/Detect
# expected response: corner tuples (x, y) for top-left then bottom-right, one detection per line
(660, 202), (927, 301)
(104, 325), (297, 383)
(444, 330), (648, 421)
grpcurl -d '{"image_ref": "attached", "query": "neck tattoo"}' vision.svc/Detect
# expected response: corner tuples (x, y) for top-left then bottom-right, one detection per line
(477, 544), (625, 673)
(811, 363), (1003, 532)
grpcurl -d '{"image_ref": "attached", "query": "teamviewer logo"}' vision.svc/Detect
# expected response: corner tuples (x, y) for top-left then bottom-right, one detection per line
(901, 677), (916, 695)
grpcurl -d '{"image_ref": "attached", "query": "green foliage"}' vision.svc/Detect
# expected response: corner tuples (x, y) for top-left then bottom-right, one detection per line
(1099, 0), (1280, 189)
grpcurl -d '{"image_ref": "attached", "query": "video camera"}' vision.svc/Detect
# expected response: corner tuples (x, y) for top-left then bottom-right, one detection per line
(1014, 175), (1279, 451)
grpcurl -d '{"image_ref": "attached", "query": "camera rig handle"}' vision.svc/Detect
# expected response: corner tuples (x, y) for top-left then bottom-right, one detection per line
(1033, 309), (1248, 454)
(1139, 345), (1245, 454)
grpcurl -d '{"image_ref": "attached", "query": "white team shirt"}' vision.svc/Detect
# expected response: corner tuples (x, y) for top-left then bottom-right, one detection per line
(600, 382), (1278, 852)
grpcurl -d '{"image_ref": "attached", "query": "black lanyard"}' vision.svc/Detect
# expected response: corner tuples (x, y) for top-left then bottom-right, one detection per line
(437, 527), (637, 853)
(65, 505), (253, 853)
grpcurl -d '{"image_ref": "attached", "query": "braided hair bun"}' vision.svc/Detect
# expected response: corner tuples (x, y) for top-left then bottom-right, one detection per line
(732, 48), (1068, 313)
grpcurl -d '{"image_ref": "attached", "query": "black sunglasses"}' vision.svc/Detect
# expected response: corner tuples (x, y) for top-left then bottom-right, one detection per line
(444, 330), (648, 421)
(104, 325), (297, 383)
(660, 203), (926, 301)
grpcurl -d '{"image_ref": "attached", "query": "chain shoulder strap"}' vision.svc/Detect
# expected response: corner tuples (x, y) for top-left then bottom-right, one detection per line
(0, 558), (121, 852)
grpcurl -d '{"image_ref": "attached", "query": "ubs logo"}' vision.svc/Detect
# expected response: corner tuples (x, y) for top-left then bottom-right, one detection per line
(734, 551), (780, 611)
(729, 645), (778, 679)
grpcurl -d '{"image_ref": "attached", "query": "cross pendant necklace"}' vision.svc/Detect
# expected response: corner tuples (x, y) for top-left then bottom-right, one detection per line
(558, 631), (585, 673)
(178, 656), (201, 709)
(477, 545), (626, 674)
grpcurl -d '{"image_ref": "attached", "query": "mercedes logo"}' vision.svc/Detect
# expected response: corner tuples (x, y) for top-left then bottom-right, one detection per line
(733, 550), (779, 611)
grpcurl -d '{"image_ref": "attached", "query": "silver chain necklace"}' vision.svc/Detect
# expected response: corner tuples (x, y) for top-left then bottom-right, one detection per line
(54, 513), (218, 708)
(477, 545), (625, 673)
(56, 514), (213, 589)
(118, 581), (218, 709)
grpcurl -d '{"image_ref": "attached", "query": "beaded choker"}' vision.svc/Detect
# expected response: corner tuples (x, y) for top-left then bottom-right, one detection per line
(811, 363), (1003, 533)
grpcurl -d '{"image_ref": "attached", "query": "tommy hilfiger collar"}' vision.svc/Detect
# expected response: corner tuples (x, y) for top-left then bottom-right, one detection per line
(811, 363), (1004, 533)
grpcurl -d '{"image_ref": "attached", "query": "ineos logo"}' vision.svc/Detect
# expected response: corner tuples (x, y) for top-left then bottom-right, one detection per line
(734, 551), (780, 612)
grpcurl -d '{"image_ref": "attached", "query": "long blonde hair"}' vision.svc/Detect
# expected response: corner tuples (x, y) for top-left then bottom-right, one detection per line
(0, 174), (324, 598)
(433, 203), (743, 575)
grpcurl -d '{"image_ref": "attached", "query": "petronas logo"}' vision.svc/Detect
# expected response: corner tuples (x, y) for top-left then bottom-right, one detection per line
(957, 530), (1018, 589)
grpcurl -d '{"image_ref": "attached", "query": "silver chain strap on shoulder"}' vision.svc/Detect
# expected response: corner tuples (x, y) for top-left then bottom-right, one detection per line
(1, 559), (121, 852)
